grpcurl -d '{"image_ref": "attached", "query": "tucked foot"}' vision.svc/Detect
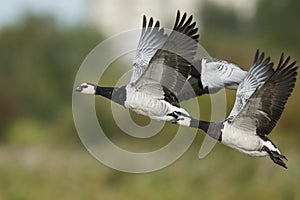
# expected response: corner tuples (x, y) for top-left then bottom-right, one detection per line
(171, 117), (183, 124)
(168, 111), (187, 124)
(169, 112), (192, 127)
(167, 112), (180, 119)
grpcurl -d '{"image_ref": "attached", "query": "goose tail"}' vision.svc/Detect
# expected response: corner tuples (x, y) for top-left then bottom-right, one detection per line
(261, 139), (288, 169)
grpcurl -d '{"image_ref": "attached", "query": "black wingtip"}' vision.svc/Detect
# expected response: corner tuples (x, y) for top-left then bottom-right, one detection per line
(178, 12), (187, 28)
(275, 53), (298, 74)
(282, 55), (291, 69)
(252, 49), (266, 66)
(258, 52), (265, 64)
(174, 10), (181, 28)
(172, 11), (198, 42)
(278, 52), (285, 68)
(255, 49), (259, 59)
(142, 15), (147, 28)
(148, 17), (153, 28)
(251, 49), (274, 72)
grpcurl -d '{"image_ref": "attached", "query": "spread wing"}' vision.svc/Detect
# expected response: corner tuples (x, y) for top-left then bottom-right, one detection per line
(133, 11), (199, 103)
(177, 58), (247, 102)
(200, 57), (247, 92)
(130, 16), (168, 83)
(230, 53), (298, 134)
(229, 50), (274, 118)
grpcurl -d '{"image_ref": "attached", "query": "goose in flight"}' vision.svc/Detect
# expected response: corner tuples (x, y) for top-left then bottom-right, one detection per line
(128, 11), (247, 102)
(173, 50), (298, 168)
(76, 11), (247, 113)
(76, 11), (199, 122)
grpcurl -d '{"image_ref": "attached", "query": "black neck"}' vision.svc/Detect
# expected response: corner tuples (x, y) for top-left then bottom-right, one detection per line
(190, 118), (210, 132)
(95, 85), (126, 106)
(189, 118), (222, 141)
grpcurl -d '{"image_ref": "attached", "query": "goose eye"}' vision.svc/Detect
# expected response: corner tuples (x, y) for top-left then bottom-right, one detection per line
(82, 85), (88, 88)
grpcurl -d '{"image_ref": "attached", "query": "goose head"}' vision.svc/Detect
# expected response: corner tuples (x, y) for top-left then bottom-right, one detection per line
(75, 82), (96, 94)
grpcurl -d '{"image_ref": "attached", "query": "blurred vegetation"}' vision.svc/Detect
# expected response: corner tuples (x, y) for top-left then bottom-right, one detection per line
(0, 0), (300, 199)
(0, 14), (103, 143)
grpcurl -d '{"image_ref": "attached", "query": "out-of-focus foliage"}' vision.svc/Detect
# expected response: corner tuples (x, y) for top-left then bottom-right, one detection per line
(1, 1), (300, 199)
(256, 0), (300, 52)
(0, 14), (103, 140)
(201, 2), (239, 35)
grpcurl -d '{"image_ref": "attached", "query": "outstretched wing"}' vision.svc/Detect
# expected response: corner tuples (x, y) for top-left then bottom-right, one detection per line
(134, 11), (199, 103)
(200, 57), (247, 92)
(177, 58), (247, 102)
(130, 16), (168, 83)
(229, 50), (274, 118)
(231, 53), (298, 134)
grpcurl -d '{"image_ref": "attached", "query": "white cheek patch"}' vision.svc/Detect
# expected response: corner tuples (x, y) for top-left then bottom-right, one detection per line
(80, 85), (96, 94)
(85, 86), (96, 94)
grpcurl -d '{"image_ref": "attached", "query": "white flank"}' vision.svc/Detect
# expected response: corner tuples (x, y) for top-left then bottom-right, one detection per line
(221, 121), (268, 157)
(124, 85), (189, 121)
(200, 59), (208, 88)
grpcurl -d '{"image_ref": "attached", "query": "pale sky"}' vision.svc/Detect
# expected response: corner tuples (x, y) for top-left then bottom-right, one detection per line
(0, 0), (87, 27)
(0, 0), (257, 29)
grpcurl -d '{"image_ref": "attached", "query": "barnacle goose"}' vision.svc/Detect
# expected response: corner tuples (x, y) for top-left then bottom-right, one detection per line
(76, 11), (245, 120)
(76, 11), (199, 122)
(76, 10), (247, 111)
(173, 50), (298, 168)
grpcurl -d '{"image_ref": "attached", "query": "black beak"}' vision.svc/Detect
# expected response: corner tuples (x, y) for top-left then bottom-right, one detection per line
(75, 86), (82, 92)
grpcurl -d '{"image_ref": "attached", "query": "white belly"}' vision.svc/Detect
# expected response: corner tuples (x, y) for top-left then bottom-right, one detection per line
(221, 122), (267, 157)
(124, 88), (189, 121)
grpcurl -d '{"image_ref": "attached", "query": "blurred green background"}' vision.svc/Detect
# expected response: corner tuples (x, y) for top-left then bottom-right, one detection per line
(1, 0), (300, 199)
